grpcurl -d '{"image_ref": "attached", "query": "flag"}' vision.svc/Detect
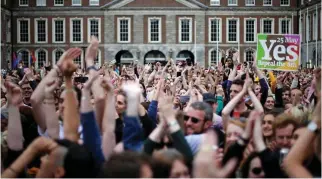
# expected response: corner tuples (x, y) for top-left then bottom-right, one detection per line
(12, 52), (17, 69)
(30, 52), (36, 66)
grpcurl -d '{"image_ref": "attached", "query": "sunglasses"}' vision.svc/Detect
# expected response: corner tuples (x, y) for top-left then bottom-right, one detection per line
(184, 115), (200, 124)
(251, 167), (262, 175)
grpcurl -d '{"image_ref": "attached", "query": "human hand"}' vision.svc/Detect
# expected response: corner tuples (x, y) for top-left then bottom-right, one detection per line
(83, 73), (99, 91)
(216, 86), (225, 97)
(85, 36), (99, 66)
(243, 78), (253, 93)
(193, 130), (237, 178)
(122, 81), (141, 99)
(56, 48), (82, 72)
(232, 52), (239, 66)
(5, 82), (22, 106)
(242, 111), (258, 140)
(61, 60), (78, 77)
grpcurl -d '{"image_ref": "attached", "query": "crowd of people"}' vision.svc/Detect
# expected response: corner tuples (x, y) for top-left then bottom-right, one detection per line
(0, 36), (321, 178)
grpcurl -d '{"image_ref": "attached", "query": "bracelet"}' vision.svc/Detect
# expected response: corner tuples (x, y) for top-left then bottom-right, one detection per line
(65, 88), (75, 93)
(86, 65), (98, 72)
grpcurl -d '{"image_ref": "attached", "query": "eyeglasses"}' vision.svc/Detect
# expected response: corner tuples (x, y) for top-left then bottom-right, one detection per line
(184, 115), (200, 124)
(251, 167), (262, 175)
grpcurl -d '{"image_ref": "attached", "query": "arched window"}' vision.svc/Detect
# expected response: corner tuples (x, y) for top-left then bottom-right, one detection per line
(209, 49), (222, 66)
(245, 50), (254, 62)
(17, 50), (30, 67)
(54, 49), (64, 64)
(94, 49), (101, 67)
(36, 49), (47, 68)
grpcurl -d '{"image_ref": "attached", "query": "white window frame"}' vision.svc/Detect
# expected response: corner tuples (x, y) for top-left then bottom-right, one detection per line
(208, 17), (222, 43)
(226, 18), (239, 43)
(36, 0), (46, 6)
(87, 18), (101, 43)
(263, 0), (272, 6)
(72, 0), (81, 6)
(179, 17), (193, 43)
(94, 49), (102, 67)
(280, 0), (290, 6)
(313, 13), (318, 40)
(70, 18), (83, 43)
(54, 0), (64, 6)
(6, 18), (11, 43)
(89, 0), (99, 6)
(279, 18), (291, 34)
(117, 17), (131, 43)
(228, 0), (237, 6)
(35, 18), (48, 43)
(244, 18), (257, 43)
(210, 0), (220, 6)
(52, 48), (65, 64)
(208, 49), (222, 66)
(244, 49), (255, 62)
(19, 0), (28, 6)
(35, 49), (48, 69)
(148, 17), (162, 43)
(17, 18), (30, 43)
(261, 18), (274, 34)
(73, 49), (84, 69)
(245, 0), (255, 6)
(52, 18), (65, 43)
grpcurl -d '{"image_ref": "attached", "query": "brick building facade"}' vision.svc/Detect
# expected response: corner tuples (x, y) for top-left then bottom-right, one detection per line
(0, 0), (320, 69)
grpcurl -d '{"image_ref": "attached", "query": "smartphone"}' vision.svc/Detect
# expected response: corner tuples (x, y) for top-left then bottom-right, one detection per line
(74, 76), (89, 83)
(177, 71), (182, 77)
(180, 96), (190, 104)
(279, 148), (289, 165)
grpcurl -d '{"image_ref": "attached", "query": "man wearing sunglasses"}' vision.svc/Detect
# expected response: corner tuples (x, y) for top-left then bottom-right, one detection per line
(184, 101), (213, 135)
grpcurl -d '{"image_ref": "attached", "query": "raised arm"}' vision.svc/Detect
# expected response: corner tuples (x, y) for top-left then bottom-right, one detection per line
(6, 82), (24, 151)
(85, 36), (106, 131)
(61, 56), (81, 142)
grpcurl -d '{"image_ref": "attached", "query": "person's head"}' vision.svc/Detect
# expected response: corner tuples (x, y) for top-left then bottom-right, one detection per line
(1, 97), (7, 107)
(58, 86), (81, 119)
(262, 110), (281, 138)
(153, 149), (190, 178)
(230, 79), (245, 104)
(154, 75), (161, 86)
(184, 102), (213, 135)
(225, 120), (245, 149)
(284, 103), (292, 110)
(282, 86), (291, 104)
(179, 89), (186, 96)
(115, 90), (127, 115)
(254, 84), (261, 96)
(99, 152), (153, 178)
(291, 120), (310, 146)
(241, 152), (265, 178)
(203, 93), (218, 112)
(264, 95), (275, 110)
(273, 114), (299, 149)
(20, 82), (33, 105)
(38, 139), (98, 178)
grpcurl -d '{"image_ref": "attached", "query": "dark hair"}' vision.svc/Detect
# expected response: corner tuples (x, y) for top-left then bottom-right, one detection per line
(190, 102), (213, 121)
(232, 79), (245, 87)
(241, 152), (262, 178)
(140, 82), (147, 99)
(99, 152), (152, 178)
(273, 113), (299, 134)
(54, 139), (99, 178)
(282, 86), (291, 93)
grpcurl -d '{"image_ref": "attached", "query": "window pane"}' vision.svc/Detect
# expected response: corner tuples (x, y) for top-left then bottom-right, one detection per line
(55, 50), (63, 63)
(150, 19), (160, 42)
(228, 0), (237, 5)
(20, 51), (29, 67)
(90, 19), (99, 39)
(181, 19), (191, 42)
(245, 19), (255, 42)
(90, 0), (99, 5)
(36, 0), (46, 6)
(264, 0), (271, 5)
(55, 20), (64, 42)
(263, 19), (272, 34)
(20, 0), (28, 5)
(54, 0), (64, 5)
(281, 19), (290, 34)
(281, 0), (289, 5)
(119, 19), (129, 42)
(72, 20), (81, 42)
(20, 20), (29, 42)
(74, 55), (81, 66)
(246, 51), (254, 62)
(246, 0), (254, 5)
(228, 19), (237, 42)
(37, 50), (46, 68)
(37, 20), (46, 42)
(210, 19), (220, 42)
(210, 0), (220, 6)
(72, 0), (81, 5)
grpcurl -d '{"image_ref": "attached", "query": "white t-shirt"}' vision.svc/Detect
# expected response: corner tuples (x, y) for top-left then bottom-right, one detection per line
(37, 121), (83, 139)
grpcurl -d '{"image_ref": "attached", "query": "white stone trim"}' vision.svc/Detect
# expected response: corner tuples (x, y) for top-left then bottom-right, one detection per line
(208, 17), (222, 43)
(89, 0), (100, 6)
(54, 0), (64, 6)
(34, 18), (48, 43)
(179, 17), (193, 43)
(87, 17), (101, 43)
(148, 17), (162, 43)
(70, 18), (83, 43)
(72, 0), (82, 6)
(228, 0), (238, 6)
(245, 0), (255, 6)
(263, 0), (272, 6)
(19, 0), (28, 6)
(279, 17), (291, 34)
(117, 17), (131, 43)
(35, 48), (48, 69)
(280, 0), (290, 6)
(260, 18), (274, 34)
(17, 18), (30, 43)
(53, 18), (66, 43)
(52, 48), (65, 64)
(226, 17), (240, 43)
(210, 0), (220, 6)
(244, 18), (257, 43)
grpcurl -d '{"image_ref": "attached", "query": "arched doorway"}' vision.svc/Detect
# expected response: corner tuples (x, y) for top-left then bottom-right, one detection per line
(144, 50), (166, 65)
(115, 50), (134, 65)
(176, 50), (195, 65)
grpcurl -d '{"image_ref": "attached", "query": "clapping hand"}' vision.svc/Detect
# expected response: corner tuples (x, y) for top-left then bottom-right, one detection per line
(5, 82), (22, 106)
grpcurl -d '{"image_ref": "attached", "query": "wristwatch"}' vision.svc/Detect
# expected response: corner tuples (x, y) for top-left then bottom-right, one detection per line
(307, 121), (319, 134)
